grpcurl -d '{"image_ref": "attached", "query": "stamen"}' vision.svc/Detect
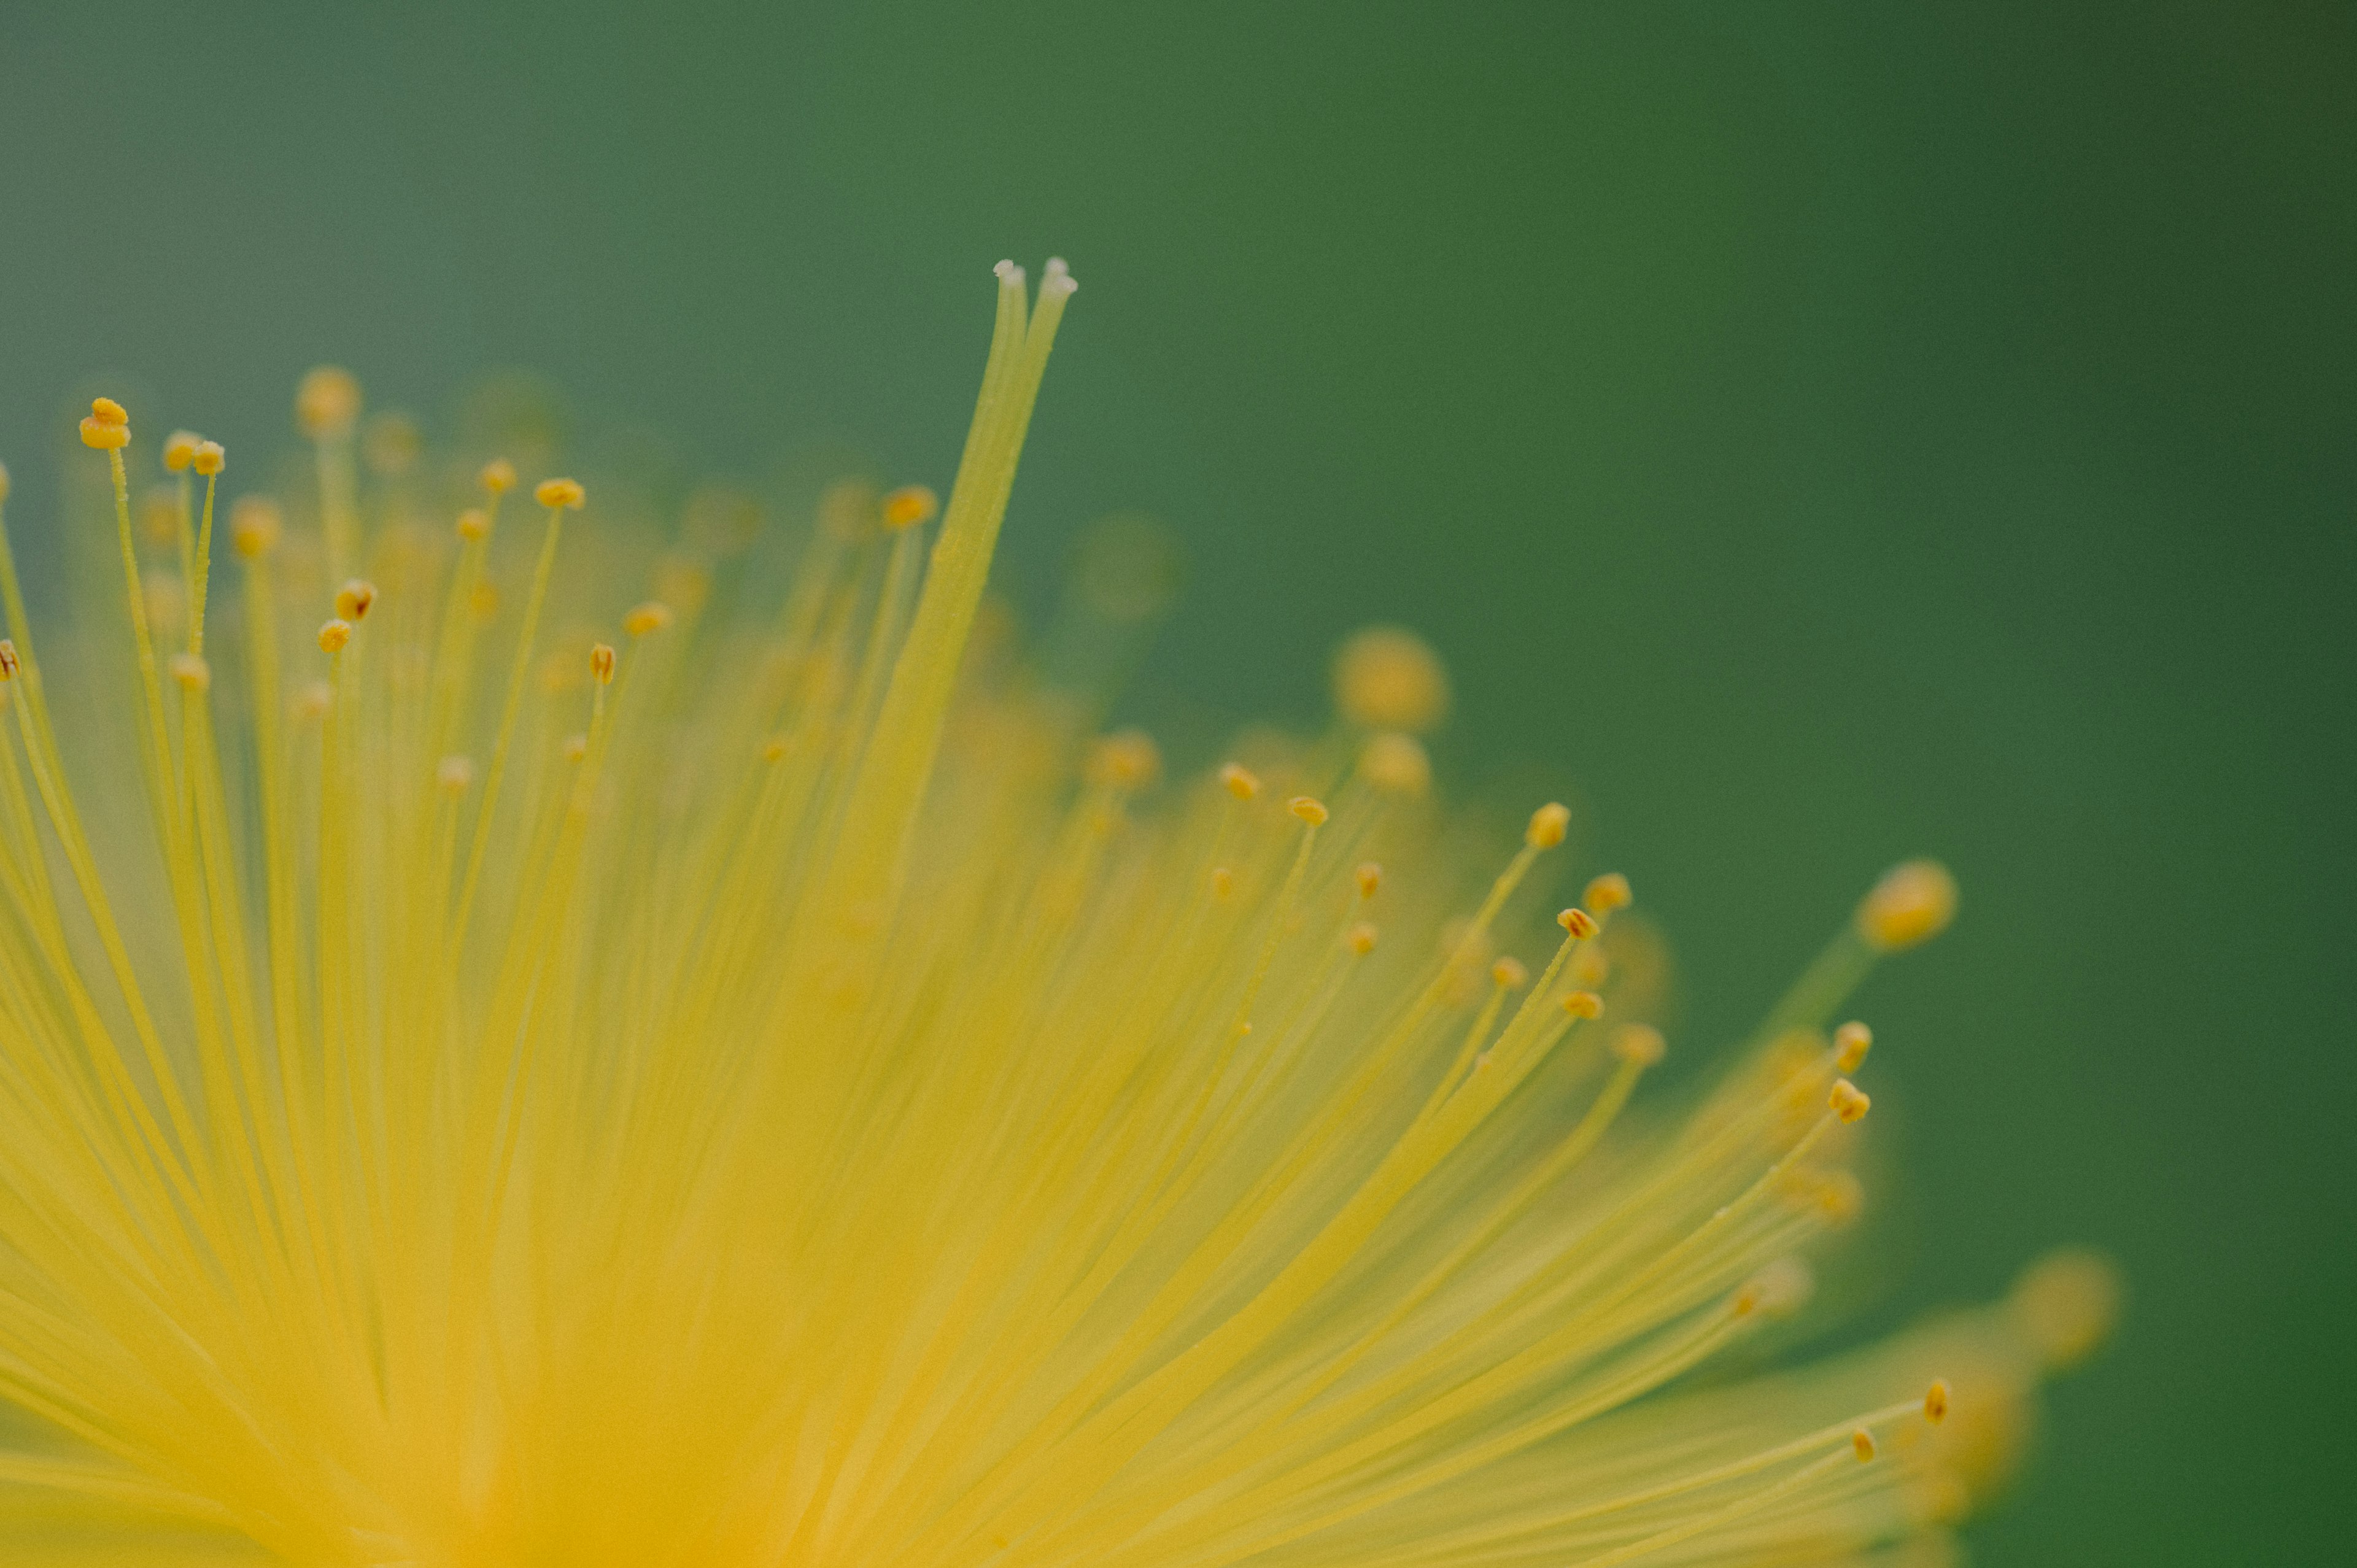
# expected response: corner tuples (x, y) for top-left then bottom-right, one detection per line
(1833, 1019), (1872, 1072)
(1828, 1078), (1871, 1123)
(1218, 762), (1259, 800)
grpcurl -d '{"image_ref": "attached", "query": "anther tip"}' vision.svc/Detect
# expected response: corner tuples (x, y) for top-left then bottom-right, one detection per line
(333, 579), (377, 622)
(1353, 862), (1383, 899)
(1346, 922), (1379, 956)
(622, 601), (675, 638)
(535, 477), (586, 511)
(1360, 732), (1431, 795)
(1334, 625), (1451, 734)
(1525, 801), (1571, 849)
(192, 439), (225, 476)
(1218, 762), (1260, 801)
(1829, 1078), (1871, 1124)
(1611, 1023), (1666, 1067)
(1852, 1429), (1877, 1463)
(231, 497), (282, 558)
(295, 367), (362, 439)
(163, 430), (201, 472)
(1924, 1378), (1951, 1424)
(1560, 990), (1603, 1019)
(881, 484), (940, 530)
(1490, 956), (1528, 990)
(317, 619), (352, 654)
(590, 643), (617, 684)
(1858, 858), (1958, 951)
(1582, 872), (1632, 916)
(479, 457), (517, 495)
(1833, 1020), (1873, 1072)
(1288, 795), (1329, 827)
(1555, 906), (1598, 939)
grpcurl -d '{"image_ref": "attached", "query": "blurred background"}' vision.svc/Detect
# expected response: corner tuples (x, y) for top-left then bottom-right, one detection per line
(2, 1), (2348, 1560)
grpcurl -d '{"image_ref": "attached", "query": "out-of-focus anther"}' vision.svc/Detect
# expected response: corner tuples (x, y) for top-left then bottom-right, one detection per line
(317, 620), (352, 654)
(590, 643), (617, 685)
(881, 484), (940, 530)
(1560, 990), (1603, 1019)
(1852, 1429), (1877, 1463)
(1490, 956), (1528, 990)
(1858, 858), (1959, 951)
(1354, 862), (1382, 899)
(192, 440), (225, 476)
(1360, 731), (1431, 795)
(479, 458), (517, 495)
(232, 497), (282, 558)
(1611, 1023), (1666, 1067)
(457, 507), (491, 542)
(163, 430), (201, 472)
(1924, 1379), (1951, 1424)
(1288, 796), (1329, 827)
(535, 477), (586, 511)
(1583, 871), (1632, 916)
(1834, 1020), (1873, 1072)
(1219, 762), (1260, 801)
(1333, 625), (1451, 733)
(335, 580), (377, 622)
(1346, 922), (1379, 956)
(296, 368), (362, 439)
(1829, 1078), (1871, 1124)
(623, 601), (675, 638)
(436, 755), (475, 794)
(168, 653), (211, 692)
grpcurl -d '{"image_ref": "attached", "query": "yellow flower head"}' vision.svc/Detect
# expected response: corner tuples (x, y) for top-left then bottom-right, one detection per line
(0, 261), (2109, 1566)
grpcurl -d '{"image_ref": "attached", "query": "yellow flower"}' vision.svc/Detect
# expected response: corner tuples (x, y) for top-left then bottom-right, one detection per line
(0, 261), (2111, 1566)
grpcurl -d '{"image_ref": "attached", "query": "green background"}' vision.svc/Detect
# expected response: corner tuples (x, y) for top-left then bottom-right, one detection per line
(2, 2), (2348, 1560)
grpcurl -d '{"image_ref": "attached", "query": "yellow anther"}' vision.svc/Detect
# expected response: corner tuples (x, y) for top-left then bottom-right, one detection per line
(1087, 730), (1161, 790)
(1582, 871), (1632, 915)
(535, 477), (586, 510)
(1560, 990), (1603, 1019)
(1923, 1378), (1951, 1424)
(90, 397), (129, 428)
(1525, 801), (1570, 848)
(1360, 731), (1431, 795)
(335, 579), (377, 622)
(80, 414), (131, 449)
(479, 457), (517, 495)
(1834, 1020), (1873, 1072)
(1288, 795), (1329, 827)
(590, 643), (617, 685)
(2007, 1248), (2124, 1373)
(1354, 861), (1382, 899)
(1852, 1429), (1877, 1463)
(456, 507), (491, 541)
(1814, 1169), (1865, 1224)
(0, 641), (19, 681)
(1210, 867), (1236, 901)
(192, 440), (225, 476)
(436, 755), (475, 793)
(163, 430), (202, 471)
(623, 601), (675, 638)
(1490, 956), (1528, 989)
(1858, 858), (1959, 951)
(881, 484), (940, 530)
(317, 619), (352, 654)
(230, 497), (282, 558)
(561, 733), (589, 763)
(1611, 1023), (1666, 1067)
(1333, 624), (1451, 733)
(295, 367), (362, 439)
(1733, 1259), (1814, 1319)
(1829, 1078), (1871, 1124)
(1218, 762), (1260, 801)
(1346, 922), (1379, 956)
(1556, 906), (1598, 940)
(168, 653), (211, 692)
